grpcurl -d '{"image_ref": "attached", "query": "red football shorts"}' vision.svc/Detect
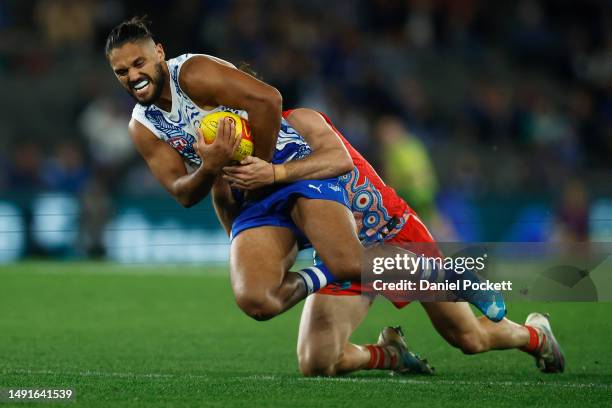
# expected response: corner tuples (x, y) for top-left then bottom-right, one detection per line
(317, 211), (439, 309)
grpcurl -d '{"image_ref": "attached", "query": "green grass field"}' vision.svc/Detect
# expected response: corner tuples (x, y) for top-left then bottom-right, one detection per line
(1, 262), (611, 407)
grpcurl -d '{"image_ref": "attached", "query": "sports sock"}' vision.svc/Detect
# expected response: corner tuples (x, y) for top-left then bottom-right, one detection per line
(424, 263), (507, 322)
(364, 345), (400, 370)
(520, 325), (544, 354)
(392, 246), (507, 322)
(295, 263), (337, 295)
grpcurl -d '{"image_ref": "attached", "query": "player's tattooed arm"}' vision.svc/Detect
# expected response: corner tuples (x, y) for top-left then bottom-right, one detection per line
(222, 108), (353, 190)
(128, 117), (239, 208)
(179, 56), (281, 161)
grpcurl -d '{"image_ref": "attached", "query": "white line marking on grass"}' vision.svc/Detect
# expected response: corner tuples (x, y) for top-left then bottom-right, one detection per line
(5, 263), (230, 277)
(3, 368), (176, 379)
(4, 368), (611, 389)
(302, 376), (612, 389)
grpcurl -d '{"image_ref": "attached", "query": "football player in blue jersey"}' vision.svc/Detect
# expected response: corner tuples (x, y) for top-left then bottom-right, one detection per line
(105, 17), (509, 325)
(106, 17), (356, 319)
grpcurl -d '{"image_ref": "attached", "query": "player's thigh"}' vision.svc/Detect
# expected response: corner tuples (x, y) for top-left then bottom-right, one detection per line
(297, 294), (371, 365)
(420, 301), (481, 344)
(290, 198), (363, 279)
(230, 226), (298, 299)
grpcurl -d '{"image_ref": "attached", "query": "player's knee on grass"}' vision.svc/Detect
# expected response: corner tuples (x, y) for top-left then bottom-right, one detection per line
(234, 291), (283, 321)
(298, 349), (339, 377)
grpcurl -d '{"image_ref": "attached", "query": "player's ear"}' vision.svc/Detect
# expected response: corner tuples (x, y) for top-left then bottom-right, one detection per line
(155, 43), (165, 62)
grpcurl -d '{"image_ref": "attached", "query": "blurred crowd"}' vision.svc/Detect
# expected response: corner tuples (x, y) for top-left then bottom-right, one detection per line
(0, 0), (610, 245)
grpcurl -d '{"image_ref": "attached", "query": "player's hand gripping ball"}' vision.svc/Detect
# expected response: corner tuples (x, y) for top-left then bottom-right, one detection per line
(200, 111), (254, 161)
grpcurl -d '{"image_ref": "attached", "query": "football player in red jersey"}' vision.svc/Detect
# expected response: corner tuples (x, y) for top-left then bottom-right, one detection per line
(221, 108), (565, 376)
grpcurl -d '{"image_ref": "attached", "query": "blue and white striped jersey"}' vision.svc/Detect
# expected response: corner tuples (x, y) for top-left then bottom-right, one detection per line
(131, 53), (311, 170)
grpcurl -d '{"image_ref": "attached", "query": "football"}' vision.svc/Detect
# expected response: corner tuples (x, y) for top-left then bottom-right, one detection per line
(200, 111), (254, 161)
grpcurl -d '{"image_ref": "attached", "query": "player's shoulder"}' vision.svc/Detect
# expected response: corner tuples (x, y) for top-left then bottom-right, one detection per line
(284, 108), (330, 131)
(128, 114), (148, 137)
(130, 103), (147, 125)
(175, 53), (237, 104)
(177, 53), (236, 82)
(128, 107), (160, 142)
(130, 102), (156, 126)
(284, 107), (317, 120)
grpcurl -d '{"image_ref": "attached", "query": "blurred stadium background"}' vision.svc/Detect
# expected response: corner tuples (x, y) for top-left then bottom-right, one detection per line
(1, 2), (611, 406)
(0, 0), (611, 265)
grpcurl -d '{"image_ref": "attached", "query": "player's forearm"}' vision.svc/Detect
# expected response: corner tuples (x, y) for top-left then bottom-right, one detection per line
(246, 89), (282, 161)
(211, 177), (239, 235)
(274, 148), (354, 183)
(171, 165), (217, 208)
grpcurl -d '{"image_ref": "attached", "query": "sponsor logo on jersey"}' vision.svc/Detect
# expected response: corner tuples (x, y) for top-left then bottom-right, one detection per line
(308, 184), (322, 193)
(327, 183), (341, 192)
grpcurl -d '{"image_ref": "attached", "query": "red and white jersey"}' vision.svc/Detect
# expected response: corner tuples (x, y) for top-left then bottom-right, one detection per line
(283, 110), (413, 245)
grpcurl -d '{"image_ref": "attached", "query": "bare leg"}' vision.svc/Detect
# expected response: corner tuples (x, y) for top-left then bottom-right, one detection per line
(229, 197), (385, 320)
(290, 198), (364, 281)
(297, 294), (372, 376)
(288, 198), (498, 322)
(230, 226), (305, 320)
(421, 302), (529, 354)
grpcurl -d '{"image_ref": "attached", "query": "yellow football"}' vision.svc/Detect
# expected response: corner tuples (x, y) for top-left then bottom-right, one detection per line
(199, 111), (254, 161)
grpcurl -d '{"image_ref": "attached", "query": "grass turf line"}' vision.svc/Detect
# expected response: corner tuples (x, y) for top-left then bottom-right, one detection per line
(0, 262), (610, 407)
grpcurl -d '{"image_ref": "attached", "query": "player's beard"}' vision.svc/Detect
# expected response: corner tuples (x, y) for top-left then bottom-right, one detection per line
(129, 62), (165, 107)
